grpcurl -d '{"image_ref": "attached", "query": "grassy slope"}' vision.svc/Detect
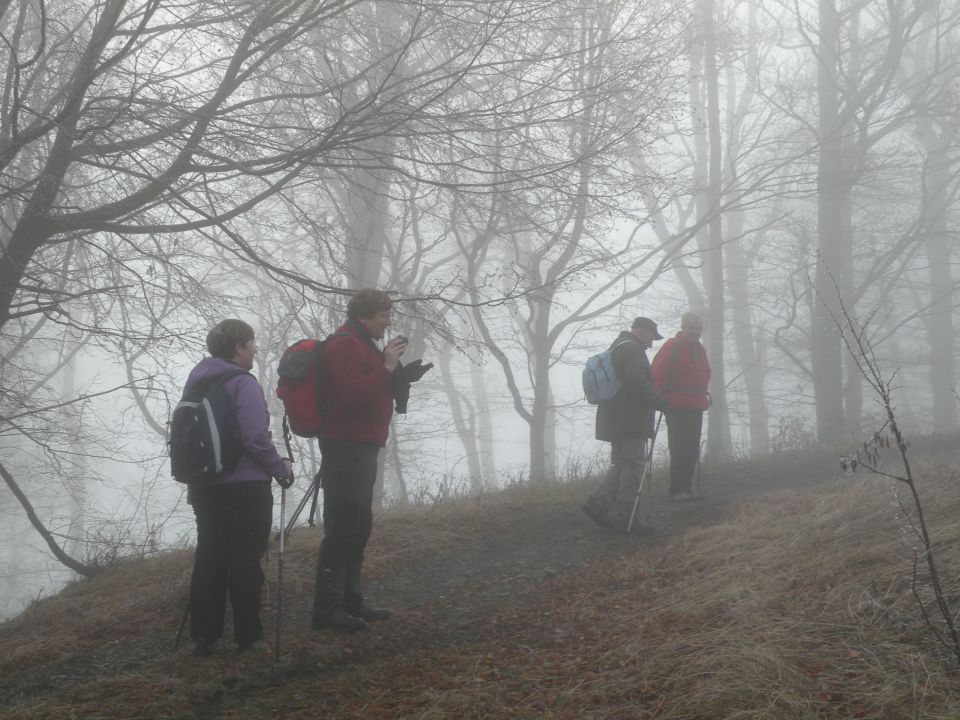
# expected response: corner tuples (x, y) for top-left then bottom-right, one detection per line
(2, 446), (960, 719)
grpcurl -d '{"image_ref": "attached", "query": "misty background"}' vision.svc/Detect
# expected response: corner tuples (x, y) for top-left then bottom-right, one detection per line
(0, 0), (957, 620)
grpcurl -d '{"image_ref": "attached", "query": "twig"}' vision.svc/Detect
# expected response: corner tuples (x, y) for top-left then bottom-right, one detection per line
(830, 285), (960, 665)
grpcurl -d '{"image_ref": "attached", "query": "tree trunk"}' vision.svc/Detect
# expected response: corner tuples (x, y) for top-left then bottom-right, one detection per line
(0, 461), (92, 578)
(527, 293), (554, 483)
(61, 338), (86, 564)
(528, 395), (549, 484)
(438, 347), (485, 489)
(727, 231), (769, 454)
(916, 120), (958, 433)
(701, 0), (732, 460)
(339, 135), (394, 288)
(470, 363), (497, 489)
(723, 3), (768, 455)
(812, 0), (849, 446)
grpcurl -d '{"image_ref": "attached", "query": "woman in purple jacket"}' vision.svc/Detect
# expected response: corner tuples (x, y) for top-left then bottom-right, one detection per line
(184, 319), (292, 657)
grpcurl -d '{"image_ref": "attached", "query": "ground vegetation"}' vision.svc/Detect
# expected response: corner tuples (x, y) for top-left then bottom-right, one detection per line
(2, 439), (959, 718)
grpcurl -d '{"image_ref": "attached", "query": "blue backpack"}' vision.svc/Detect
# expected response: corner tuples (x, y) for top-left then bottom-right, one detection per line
(582, 339), (633, 405)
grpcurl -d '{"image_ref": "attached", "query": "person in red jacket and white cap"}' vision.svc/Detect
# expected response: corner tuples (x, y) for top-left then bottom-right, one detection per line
(651, 311), (711, 502)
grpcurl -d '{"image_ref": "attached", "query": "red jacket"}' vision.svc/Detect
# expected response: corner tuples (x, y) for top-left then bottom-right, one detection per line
(651, 334), (711, 411)
(319, 321), (395, 446)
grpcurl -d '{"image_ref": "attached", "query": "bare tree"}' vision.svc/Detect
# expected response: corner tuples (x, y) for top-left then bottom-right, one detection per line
(907, 7), (960, 433)
(0, 0), (621, 573)
(443, 0), (686, 481)
(803, 0), (954, 444)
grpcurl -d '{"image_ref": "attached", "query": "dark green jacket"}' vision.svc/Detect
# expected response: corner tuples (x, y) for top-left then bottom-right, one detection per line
(595, 331), (660, 441)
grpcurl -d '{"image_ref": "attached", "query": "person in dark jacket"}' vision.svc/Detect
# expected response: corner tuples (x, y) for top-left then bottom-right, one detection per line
(651, 311), (711, 502)
(582, 316), (666, 532)
(310, 288), (432, 633)
(185, 319), (293, 658)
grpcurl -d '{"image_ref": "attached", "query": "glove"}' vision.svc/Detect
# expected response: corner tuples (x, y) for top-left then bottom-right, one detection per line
(653, 394), (670, 412)
(394, 387), (410, 415)
(275, 458), (294, 489)
(399, 358), (433, 384)
(392, 359), (433, 415)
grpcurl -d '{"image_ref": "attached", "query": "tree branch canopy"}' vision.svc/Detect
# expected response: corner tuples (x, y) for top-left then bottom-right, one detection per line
(0, 0), (577, 328)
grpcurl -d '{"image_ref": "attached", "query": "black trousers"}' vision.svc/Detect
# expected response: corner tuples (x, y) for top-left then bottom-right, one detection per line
(666, 409), (703, 495)
(188, 480), (273, 646)
(311, 438), (379, 623)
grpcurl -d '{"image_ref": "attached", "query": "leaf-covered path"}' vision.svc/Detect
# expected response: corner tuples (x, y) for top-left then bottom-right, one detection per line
(0, 444), (900, 719)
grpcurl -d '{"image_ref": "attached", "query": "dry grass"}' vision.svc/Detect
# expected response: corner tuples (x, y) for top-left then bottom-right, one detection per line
(2, 449), (960, 718)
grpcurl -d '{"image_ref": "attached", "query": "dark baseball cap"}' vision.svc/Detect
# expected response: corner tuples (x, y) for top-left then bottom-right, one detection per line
(632, 316), (663, 339)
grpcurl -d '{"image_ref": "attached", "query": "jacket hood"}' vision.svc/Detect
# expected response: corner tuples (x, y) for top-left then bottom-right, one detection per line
(611, 330), (636, 348)
(185, 356), (247, 389)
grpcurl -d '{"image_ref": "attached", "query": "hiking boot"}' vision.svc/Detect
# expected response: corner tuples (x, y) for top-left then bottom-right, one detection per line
(581, 498), (612, 529)
(312, 609), (368, 634)
(347, 606), (391, 622)
(192, 639), (217, 658)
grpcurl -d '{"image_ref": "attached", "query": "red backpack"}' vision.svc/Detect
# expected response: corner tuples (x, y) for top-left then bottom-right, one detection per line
(275, 333), (347, 437)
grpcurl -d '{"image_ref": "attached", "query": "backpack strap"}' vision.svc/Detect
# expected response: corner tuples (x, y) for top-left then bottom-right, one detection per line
(326, 329), (370, 356)
(324, 330), (370, 366)
(198, 370), (251, 429)
(609, 337), (636, 373)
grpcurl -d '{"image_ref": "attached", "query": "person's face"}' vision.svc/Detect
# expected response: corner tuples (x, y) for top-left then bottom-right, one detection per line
(234, 338), (256, 370)
(632, 327), (655, 349)
(358, 308), (392, 340)
(681, 319), (703, 342)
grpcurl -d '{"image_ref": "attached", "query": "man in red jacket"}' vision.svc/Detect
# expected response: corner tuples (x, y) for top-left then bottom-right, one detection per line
(310, 289), (431, 633)
(651, 312), (711, 502)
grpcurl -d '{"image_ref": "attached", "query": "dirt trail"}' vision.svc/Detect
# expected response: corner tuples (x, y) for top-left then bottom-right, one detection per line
(371, 447), (841, 618)
(3, 439), (932, 715)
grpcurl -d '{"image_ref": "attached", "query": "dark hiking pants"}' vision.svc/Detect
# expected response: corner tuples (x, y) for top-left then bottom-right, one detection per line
(188, 480), (273, 646)
(666, 409), (703, 495)
(311, 439), (379, 624)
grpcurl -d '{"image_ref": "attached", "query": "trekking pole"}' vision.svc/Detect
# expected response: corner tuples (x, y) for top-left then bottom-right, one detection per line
(307, 473), (321, 526)
(173, 602), (189, 652)
(173, 545), (197, 651)
(278, 415), (304, 537)
(627, 411), (663, 534)
(285, 470), (320, 535)
(275, 415), (297, 661)
(275, 485), (286, 661)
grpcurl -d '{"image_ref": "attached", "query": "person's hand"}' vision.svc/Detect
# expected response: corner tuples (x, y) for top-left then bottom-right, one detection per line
(399, 358), (433, 383)
(275, 458), (294, 489)
(384, 337), (407, 371)
(654, 394), (670, 412)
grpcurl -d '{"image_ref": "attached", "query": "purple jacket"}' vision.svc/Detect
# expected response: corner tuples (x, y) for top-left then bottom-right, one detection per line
(183, 357), (286, 486)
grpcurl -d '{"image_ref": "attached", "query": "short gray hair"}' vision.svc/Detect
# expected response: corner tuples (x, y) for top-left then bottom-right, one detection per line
(681, 311), (704, 329)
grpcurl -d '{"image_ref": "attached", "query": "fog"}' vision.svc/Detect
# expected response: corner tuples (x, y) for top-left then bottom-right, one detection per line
(0, 0), (958, 619)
